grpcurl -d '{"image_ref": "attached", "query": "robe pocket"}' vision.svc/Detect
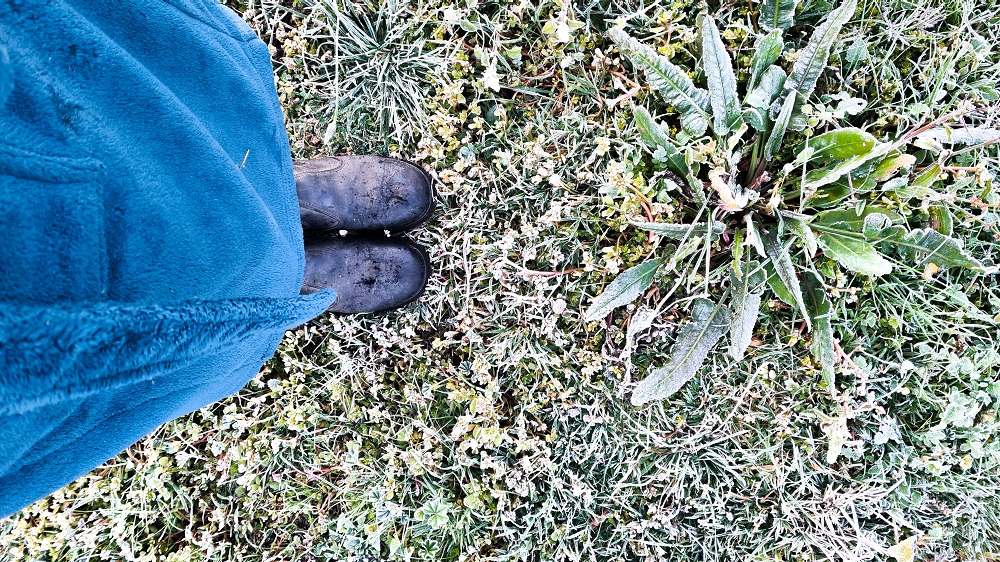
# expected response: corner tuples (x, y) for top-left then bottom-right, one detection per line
(0, 141), (108, 304)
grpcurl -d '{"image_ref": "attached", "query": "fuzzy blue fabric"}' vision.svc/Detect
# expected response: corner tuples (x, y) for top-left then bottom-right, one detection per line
(0, 0), (336, 518)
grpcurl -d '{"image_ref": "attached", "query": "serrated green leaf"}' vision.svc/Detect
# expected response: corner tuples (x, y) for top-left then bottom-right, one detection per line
(761, 0), (797, 32)
(633, 221), (725, 241)
(701, 16), (741, 135)
(632, 298), (732, 405)
(814, 228), (894, 276)
(748, 31), (784, 91)
(765, 93), (796, 160)
(634, 105), (693, 182)
(785, 216), (818, 257)
(771, 0), (857, 123)
(609, 27), (713, 136)
(801, 272), (836, 396)
(762, 228), (811, 330)
(812, 206), (902, 231)
(765, 260), (797, 306)
(585, 259), (662, 321)
(729, 261), (766, 361)
(867, 227), (997, 273)
(729, 293), (761, 361)
(797, 128), (877, 164)
(633, 105), (671, 149)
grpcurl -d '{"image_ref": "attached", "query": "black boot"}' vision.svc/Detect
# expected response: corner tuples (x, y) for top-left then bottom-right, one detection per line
(300, 237), (430, 313)
(295, 155), (435, 233)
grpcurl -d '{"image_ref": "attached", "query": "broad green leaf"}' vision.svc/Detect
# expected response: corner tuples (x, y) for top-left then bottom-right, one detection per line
(866, 227), (997, 273)
(912, 163), (942, 188)
(634, 105), (692, 179)
(873, 153), (917, 181)
(801, 272), (836, 396)
(803, 142), (893, 190)
(785, 216), (818, 257)
(887, 183), (940, 202)
(796, 128), (877, 164)
(633, 105), (671, 149)
(813, 228), (894, 276)
(746, 65), (787, 109)
(804, 182), (851, 208)
(748, 31), (784, 91)
(762, 228), (811, 330)
(702, 16), (741, 135)
(813, 206), (902, 231)
(585, 259), (661, 321)
(915, 126), (1000, 146)
(743, 107), (768, 132)
(760, 0), (797, 32)
(765, 93), (796, 160)
(729, 262), (766, 361)
(633, 221), (725, 241)
(765, 260), (797, 306)
(928, 204), (953, 236)
(632, 298), (732, 405)
(771, 0), (857, 125)
(730, 293), (762, 361)
(804, 175), (876, 208)
(609, 28), (713, 136)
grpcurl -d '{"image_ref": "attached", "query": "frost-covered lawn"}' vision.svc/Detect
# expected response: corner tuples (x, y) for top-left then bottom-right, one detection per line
(4, 1), (1000, 561)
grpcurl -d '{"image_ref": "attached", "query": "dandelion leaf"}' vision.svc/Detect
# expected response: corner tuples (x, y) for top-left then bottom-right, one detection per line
(632, 298), (731, 405)
(633, 221), (725, 241)
(760, 0), (797, 32)
(585, 259), (662, 321)
(701, 16), (741, 135)
(609, 27), (712, 136)
(801, 271), (836, 396)
(729, 262), (766, 361)
(748, 31), (784, 91)
(771, 0), (857, 127)
(761, 228), (810, 330)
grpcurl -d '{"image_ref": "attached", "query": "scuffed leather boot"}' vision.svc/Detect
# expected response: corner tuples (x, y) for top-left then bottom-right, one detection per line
(300, 237), (430, 313)
(294, 155), (435, 233)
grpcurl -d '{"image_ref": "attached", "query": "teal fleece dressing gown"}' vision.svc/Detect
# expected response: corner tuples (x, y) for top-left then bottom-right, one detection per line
(0, 0), (337, 518)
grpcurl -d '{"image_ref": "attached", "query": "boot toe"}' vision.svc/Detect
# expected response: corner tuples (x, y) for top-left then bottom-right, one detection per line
(295, 155), (435, 233)
(301, 237), (430, 314)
